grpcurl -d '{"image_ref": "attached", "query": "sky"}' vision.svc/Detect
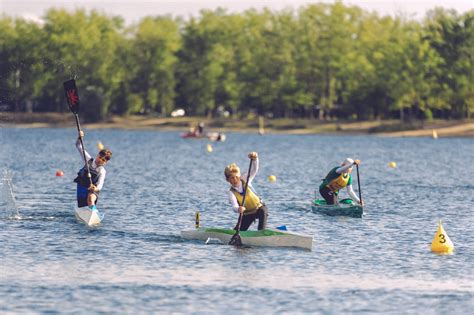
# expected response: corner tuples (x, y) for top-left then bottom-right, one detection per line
(1, 0), (472, 25)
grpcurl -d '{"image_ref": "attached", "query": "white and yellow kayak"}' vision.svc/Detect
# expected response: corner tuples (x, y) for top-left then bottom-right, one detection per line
(181, 227), (313, 250)
(75, 206), (104, 227)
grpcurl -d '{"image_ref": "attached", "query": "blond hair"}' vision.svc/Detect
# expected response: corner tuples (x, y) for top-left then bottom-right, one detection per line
(224, 163), (240, 179)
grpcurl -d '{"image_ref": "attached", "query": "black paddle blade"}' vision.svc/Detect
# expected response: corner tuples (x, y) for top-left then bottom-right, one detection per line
(229, 234), (242, 246)
(63, 79), (80, 114)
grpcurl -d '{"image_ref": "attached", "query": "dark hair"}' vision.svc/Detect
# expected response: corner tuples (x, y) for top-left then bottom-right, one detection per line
(98, 149), (112, 160)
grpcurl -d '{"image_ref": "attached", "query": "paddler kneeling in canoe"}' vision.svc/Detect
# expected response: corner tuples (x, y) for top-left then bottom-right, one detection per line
(74, 131), (112, 209)
(319, 158), (363, 206)
(225, 152), (268, 231)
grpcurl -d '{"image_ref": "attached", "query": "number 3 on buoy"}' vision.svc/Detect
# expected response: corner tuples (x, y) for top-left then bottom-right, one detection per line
(431, 221), (454, 253)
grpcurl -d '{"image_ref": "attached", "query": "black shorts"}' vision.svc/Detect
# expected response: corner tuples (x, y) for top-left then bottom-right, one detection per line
(235, 204), (269, 231)
(76, 184), (100, 207)
(319, 186), (338, 205)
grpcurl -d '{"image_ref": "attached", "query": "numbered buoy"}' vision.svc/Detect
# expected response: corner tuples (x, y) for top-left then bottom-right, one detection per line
(206, 144), (213, 153)
(97, 141), (104, 150)
(431, 220), (454, 253)
(432, 130), (438, 139)
(268, 175), (277, 182)
(55, 170), (64, 177)
(388, 161), (397, 168)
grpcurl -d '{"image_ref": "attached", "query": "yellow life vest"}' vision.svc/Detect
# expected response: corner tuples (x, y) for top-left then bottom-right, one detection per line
(326, 172), (350, 192)
(231, 179), (262, 214)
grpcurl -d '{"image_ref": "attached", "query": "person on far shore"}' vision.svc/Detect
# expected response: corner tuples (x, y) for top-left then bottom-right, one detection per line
(319, 158), (363, 206)
(74, 131), (112, 209)
(197, 122), (205, 136)
(225, 152), (268, 231)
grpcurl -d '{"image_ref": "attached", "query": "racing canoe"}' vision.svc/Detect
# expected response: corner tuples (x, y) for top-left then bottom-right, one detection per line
(181, 227), (313, 250)
(311, 198), (363, 218)
(75, 206), (104, 227)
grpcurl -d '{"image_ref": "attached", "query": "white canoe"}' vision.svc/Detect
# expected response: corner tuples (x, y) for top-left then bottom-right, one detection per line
(75, 206), (104, 227)
(181, 227), (313, 250)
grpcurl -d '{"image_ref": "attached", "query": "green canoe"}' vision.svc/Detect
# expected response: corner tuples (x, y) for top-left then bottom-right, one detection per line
(311, 198), (364, 218)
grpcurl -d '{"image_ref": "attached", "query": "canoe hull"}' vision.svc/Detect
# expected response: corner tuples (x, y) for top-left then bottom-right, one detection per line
(181, 227), (313, 250)
(75, 206), (104, 227)
(180, 132), (225, 141)
(311, 199), (363, 218)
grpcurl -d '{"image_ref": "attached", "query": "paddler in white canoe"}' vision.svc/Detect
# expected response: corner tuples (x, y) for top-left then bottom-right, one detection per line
(225, 151), (268, 231)
(313, 158), (364, 217)
(181, 152), (313, 249)
(74, 131), (112, 225)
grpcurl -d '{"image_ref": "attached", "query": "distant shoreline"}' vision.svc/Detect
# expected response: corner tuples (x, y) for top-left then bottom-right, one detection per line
(1, 112), (473, 137)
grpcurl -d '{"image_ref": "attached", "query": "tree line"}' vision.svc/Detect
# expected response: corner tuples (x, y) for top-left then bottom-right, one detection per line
(0, 2), (472, 121)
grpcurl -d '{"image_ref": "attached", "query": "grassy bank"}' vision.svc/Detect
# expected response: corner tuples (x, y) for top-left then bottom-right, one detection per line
(1, 112), (473, 137)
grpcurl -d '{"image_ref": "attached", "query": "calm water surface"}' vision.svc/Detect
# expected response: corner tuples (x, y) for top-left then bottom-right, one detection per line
(0, 127), (473, 314)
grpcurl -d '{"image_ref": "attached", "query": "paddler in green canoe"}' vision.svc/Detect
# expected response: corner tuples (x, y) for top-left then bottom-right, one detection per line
(319, 158), (363, 206)
(225, 152), (268, 231)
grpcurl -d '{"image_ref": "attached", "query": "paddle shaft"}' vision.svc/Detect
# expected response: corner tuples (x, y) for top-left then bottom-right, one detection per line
(356, 163), (362, 204)
(74, 113), (93, 187)
(64, 79), (93, 187)
(233, 159), (254, 236)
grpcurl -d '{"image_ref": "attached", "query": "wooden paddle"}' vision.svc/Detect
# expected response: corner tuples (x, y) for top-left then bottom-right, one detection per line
(63, 79), (93, 187)
(228, 158), (254, 246)
(355, 162), (363, 206)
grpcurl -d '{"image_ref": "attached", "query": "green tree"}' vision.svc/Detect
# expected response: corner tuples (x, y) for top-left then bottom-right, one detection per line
(424, 9), (474, 118)
(40, 9), (125, 120)
(127, 16), (181, 116)
(0, 17), (45, 112)
(176, 9), (241, 116)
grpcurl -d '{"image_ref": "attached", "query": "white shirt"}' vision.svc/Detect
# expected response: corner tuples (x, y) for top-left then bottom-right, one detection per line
(227, 158), (259, 213)
(76, 139), (106, 191)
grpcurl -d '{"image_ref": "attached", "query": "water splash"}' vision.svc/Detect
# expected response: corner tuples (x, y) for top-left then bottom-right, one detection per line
(1, 170), (21, 219)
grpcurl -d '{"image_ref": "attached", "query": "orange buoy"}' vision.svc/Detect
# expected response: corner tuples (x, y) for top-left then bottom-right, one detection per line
(56, 170), (64, 177)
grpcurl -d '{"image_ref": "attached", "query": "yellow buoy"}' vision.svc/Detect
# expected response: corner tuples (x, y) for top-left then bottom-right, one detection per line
(388, 161), (397, 168)
(195, 211), (200, 228)
(206, 144), (213, 153)
(431, 220), (454, 253)
(268, 175), (276, 182)
(432, 130), (438, 139)
(97, 141), (104, 150)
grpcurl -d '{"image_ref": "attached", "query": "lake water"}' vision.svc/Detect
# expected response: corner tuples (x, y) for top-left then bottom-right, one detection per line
(0, 127), (473, 314)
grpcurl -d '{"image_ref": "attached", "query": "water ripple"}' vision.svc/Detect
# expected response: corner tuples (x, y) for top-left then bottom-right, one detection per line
(0, 128), (473, 313)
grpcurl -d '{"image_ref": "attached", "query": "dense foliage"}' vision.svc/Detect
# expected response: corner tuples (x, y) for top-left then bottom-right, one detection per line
(0, 3), (472, 121)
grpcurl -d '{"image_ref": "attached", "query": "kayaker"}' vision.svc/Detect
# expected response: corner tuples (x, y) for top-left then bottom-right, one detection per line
(74, 131), (112, 209)
(225, 152), (268, 231)
(197, 122), (205, 136)
(319, 158), (363, 206)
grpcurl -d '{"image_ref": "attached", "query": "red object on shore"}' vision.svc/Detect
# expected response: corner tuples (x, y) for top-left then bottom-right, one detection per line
(56, 170), (64, 177)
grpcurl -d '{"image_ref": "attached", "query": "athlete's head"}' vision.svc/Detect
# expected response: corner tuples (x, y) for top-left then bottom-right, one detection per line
(341, 158), (354, 167)
(96, 149), (112, 165)
(224, 163), (241, 185)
